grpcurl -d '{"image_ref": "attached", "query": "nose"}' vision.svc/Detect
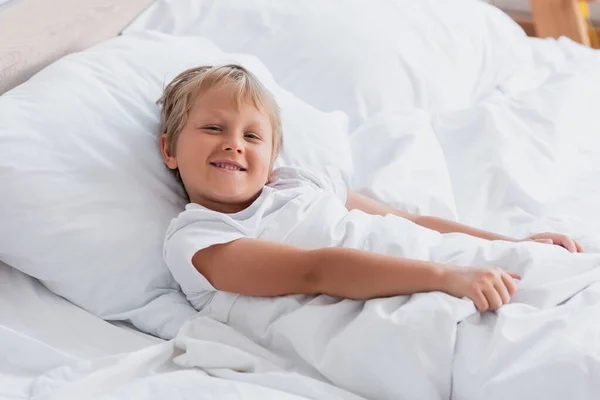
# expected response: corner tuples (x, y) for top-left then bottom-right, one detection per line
(222, 134), (243, 154)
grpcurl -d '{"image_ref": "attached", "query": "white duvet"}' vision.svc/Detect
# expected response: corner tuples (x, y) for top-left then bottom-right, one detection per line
(29, 4), (600, 400)
(31, 226), (600, 399)
(355, 38), (600, 246)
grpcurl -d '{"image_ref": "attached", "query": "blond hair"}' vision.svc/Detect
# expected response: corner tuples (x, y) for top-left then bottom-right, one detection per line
(157, 64), (283, 168)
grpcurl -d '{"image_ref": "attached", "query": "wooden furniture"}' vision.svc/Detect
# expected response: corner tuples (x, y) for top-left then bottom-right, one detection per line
(530, 0), (593, 46)
(508, 0), (598, 47)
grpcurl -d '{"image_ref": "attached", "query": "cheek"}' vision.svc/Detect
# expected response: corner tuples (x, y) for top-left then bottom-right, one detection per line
(254, 146), (273, 172)
(176, 135), (210, 164)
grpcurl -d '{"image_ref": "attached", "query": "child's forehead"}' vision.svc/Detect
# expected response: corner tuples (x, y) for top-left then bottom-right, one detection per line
(193, 82), (230, 100)
(191, 84), (266, 116)
(193, 83), (242, 105)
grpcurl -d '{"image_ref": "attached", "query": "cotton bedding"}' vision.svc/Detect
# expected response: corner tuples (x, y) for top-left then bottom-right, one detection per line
(27, 36), (600, 400)
(0, 265), (309, 400)
(0, 263), (162, 400)
(8, 2), (600, 400)
(28, 216), (600, 400)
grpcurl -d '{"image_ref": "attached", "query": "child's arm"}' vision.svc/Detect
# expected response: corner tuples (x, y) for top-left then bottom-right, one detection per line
(346, 190), (515, 241)
(346, 190), (582, 252)
(193, 238), (519, 311)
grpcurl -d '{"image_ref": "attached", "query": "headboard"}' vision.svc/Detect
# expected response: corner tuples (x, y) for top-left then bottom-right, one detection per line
(0, 0), (153, 94)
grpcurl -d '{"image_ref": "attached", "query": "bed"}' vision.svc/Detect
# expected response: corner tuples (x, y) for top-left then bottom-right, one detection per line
(3, 1), (600, 399)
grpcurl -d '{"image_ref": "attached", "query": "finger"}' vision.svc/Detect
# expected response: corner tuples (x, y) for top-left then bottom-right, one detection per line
(482, 286), (503, 311)
(575, 241), (585, 253)
(561, 237), (578, 253)
(534, 239), (553, 244)
(494, 279), (511, 305)
(501, 272), (518, 297)
(473, 290), (489, 312)
(509, 272), (522, 280)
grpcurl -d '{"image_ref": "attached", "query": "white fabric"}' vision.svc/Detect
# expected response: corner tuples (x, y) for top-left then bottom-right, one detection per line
(31, 319), (363, 400)
(164, 167), (347, 313)
(0, 262), (331, 400)
(0, 262), (161, 400)
(124, 0), (528, 129)
(0, 31), (352, 339)
(31, 226), (600, 400)
(432, 37), (600, 246)
(350, 108), (458, 219)
(17, 2), (600, 400)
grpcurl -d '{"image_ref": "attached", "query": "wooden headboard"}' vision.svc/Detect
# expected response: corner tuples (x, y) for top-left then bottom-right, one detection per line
(0, 0), (153, 94)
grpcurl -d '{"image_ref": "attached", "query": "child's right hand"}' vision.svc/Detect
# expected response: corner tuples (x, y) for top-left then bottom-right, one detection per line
(442, 266), (521, 312)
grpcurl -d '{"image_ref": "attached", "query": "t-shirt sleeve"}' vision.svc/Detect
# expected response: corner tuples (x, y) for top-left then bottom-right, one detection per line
(272, 166), (348, 204)
(163, 208), (246, 295)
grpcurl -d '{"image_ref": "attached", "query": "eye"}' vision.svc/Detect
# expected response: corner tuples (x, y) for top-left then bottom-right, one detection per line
(202, 125), (222, 132)
(244, 133), (261, 140)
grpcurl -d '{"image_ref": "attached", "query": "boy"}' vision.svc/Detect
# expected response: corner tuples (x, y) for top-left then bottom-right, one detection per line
(159, 64), (582, 318)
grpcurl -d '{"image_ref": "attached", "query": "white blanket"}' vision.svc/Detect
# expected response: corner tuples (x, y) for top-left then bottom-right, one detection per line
(352, 37), (600, 249)
(435, 38), (600, 245)
(32, 229), (600, 400)
(30, 28), (600, 400)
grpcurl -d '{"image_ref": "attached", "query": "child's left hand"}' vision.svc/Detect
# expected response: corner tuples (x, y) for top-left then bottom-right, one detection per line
(521, 232), (584, 253)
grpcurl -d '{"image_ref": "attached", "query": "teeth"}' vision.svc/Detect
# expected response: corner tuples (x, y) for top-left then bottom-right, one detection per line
(214, 162), (242, 171)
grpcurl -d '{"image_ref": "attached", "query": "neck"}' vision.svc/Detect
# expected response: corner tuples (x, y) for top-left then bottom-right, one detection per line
(191, 189), (262, 214)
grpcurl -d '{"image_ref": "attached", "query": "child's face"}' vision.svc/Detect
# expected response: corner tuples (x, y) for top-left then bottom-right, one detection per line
(161, 83), (273, 213)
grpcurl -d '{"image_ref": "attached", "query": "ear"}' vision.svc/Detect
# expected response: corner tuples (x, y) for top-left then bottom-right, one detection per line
(160, 134), (178, 170)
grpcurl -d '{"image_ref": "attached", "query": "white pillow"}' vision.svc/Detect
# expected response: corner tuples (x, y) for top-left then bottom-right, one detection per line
(124, 0), (530, 129)
(0, 31), (352, 339)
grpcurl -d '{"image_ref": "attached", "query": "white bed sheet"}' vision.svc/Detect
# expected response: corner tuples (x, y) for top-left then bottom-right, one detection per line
(0, 262), (162, 400)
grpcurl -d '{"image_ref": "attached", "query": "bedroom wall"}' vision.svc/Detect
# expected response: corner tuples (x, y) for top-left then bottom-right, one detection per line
(0, 0), (153, 94)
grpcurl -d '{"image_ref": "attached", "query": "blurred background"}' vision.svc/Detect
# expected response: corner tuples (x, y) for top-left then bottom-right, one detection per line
(491, 0), (600, 20)
(487, 0), (600, 48)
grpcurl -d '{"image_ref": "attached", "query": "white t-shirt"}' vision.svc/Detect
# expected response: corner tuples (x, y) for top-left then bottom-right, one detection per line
(164, 166), (440, 319)
(163, 166), (348, 314)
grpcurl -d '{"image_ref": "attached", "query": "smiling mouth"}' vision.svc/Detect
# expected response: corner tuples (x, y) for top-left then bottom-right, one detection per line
(210, 162), (247, 172)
